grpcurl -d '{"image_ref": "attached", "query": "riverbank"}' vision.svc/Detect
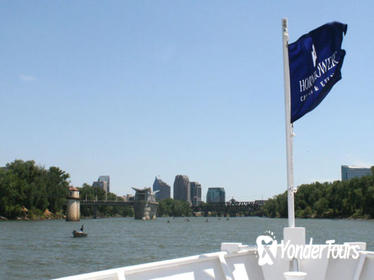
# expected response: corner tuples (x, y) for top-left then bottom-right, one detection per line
(0, 209), (66, 221)
(2, 212), (372, 221)
(0, 212), (135, 221)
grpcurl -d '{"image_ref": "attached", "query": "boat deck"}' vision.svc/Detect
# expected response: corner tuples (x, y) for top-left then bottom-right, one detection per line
(54, 242), (374, 280)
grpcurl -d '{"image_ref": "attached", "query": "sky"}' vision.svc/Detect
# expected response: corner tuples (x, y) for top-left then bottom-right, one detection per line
(0, 1), (373, 201)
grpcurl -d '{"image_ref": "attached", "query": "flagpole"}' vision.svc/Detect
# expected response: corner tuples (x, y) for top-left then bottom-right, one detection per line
(282, 18), (295, 228)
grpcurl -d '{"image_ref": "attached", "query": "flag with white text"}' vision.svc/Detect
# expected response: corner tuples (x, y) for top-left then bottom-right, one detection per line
(288, 22), (347, 123)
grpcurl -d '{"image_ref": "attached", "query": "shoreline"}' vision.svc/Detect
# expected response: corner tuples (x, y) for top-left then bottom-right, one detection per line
(1, 214), (372, 222)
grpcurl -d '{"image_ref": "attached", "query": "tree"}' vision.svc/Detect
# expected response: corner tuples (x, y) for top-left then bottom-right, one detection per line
(0, 160), (71, 218)
(45, 167), (70, 212)
(314, 197), (329, 217)
(261, 171), (374, 219)
(158, 199), (192, 217)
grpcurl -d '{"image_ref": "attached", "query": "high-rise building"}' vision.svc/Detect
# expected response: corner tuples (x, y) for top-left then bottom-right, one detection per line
(93, 175), (110, 194)
(93, 181), (104, 190)
(93, 180), (108, 195)
(206, 187), (225, 203)
(341, 165), (372, 181)
(173, 175), (190, 202)
(153, 176), (171, 201)
(190, 182), (202, 206)
(98, 176), (110, 193)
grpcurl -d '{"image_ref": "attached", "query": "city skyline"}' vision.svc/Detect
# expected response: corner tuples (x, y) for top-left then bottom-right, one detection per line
(85, 172), (227, 201)
(81, 164), (374, 201)
(1, 1), (373, 201)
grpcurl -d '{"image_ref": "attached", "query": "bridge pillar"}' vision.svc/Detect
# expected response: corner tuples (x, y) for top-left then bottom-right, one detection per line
(93, 205), (97, 219)
(66, 187), (80, 221)
(132, 187), (158, 220)
(134, 201), (158, 220)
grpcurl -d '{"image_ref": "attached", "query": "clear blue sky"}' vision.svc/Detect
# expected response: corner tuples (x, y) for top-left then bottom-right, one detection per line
(1, 1), (373, 201)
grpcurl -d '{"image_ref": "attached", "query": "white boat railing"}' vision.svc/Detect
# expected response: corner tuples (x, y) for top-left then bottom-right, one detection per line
(54, 242), (372, 280)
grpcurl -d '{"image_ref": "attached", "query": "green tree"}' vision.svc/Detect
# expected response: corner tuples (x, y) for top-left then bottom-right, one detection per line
(261, 170), (374, 219)
(0, 160), (70, 218)
(45, 167), (70, 212)
(158, 198), (192, 217)
(314, 197), (329, 217)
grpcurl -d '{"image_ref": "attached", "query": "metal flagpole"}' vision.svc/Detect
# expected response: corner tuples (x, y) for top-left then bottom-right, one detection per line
(282, 18), (295, 228)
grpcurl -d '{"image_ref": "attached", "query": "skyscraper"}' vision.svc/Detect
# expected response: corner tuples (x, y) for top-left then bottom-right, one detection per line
(93, 181), (105, 190)
(173, 175), (190, 202)
(341, 166), (372, 181)
(93, 175), (110, 193)
(153, 176), (171, 201)
(190, 181), (202, 206)
(206, 187), (225, 203)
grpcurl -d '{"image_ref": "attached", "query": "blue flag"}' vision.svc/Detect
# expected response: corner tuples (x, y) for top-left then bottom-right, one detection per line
(288, 22), (347, 123)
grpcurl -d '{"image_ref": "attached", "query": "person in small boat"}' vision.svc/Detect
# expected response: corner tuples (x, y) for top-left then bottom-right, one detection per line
(80, 225), (84, 232)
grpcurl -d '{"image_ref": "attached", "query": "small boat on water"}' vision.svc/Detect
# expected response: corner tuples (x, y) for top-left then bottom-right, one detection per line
(72, 230), (87, 238)
(72, 225), (87, 237)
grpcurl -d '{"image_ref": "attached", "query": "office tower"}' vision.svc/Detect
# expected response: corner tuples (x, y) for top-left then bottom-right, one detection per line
(190, 181), (202, 206)
(206, 187), (225, 203)
(173, 175), (190, 202)
(341, 165), (372, 181)
(153, 176), (171, 201)
(98, 176), (110, 193)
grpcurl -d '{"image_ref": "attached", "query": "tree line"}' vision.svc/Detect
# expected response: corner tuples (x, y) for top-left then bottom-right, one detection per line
(0, 160), (69, 219)
(261, 167), (374, 219)
(0, 160), (132, 219)
(157, 198), (192, 217)
(1, 160), (373, 220)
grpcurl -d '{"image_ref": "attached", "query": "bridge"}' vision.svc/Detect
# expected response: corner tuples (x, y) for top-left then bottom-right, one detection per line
(80, 200), (134, 207)
(79, 200), (134, 219)
(67, 187), (264, 221)
(191, 201), (262, 216)
(79, 200), (262, 217)
(66, 187), (158, 221)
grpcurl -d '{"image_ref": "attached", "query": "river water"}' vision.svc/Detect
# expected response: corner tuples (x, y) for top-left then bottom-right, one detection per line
(1, 217), (373, 279)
